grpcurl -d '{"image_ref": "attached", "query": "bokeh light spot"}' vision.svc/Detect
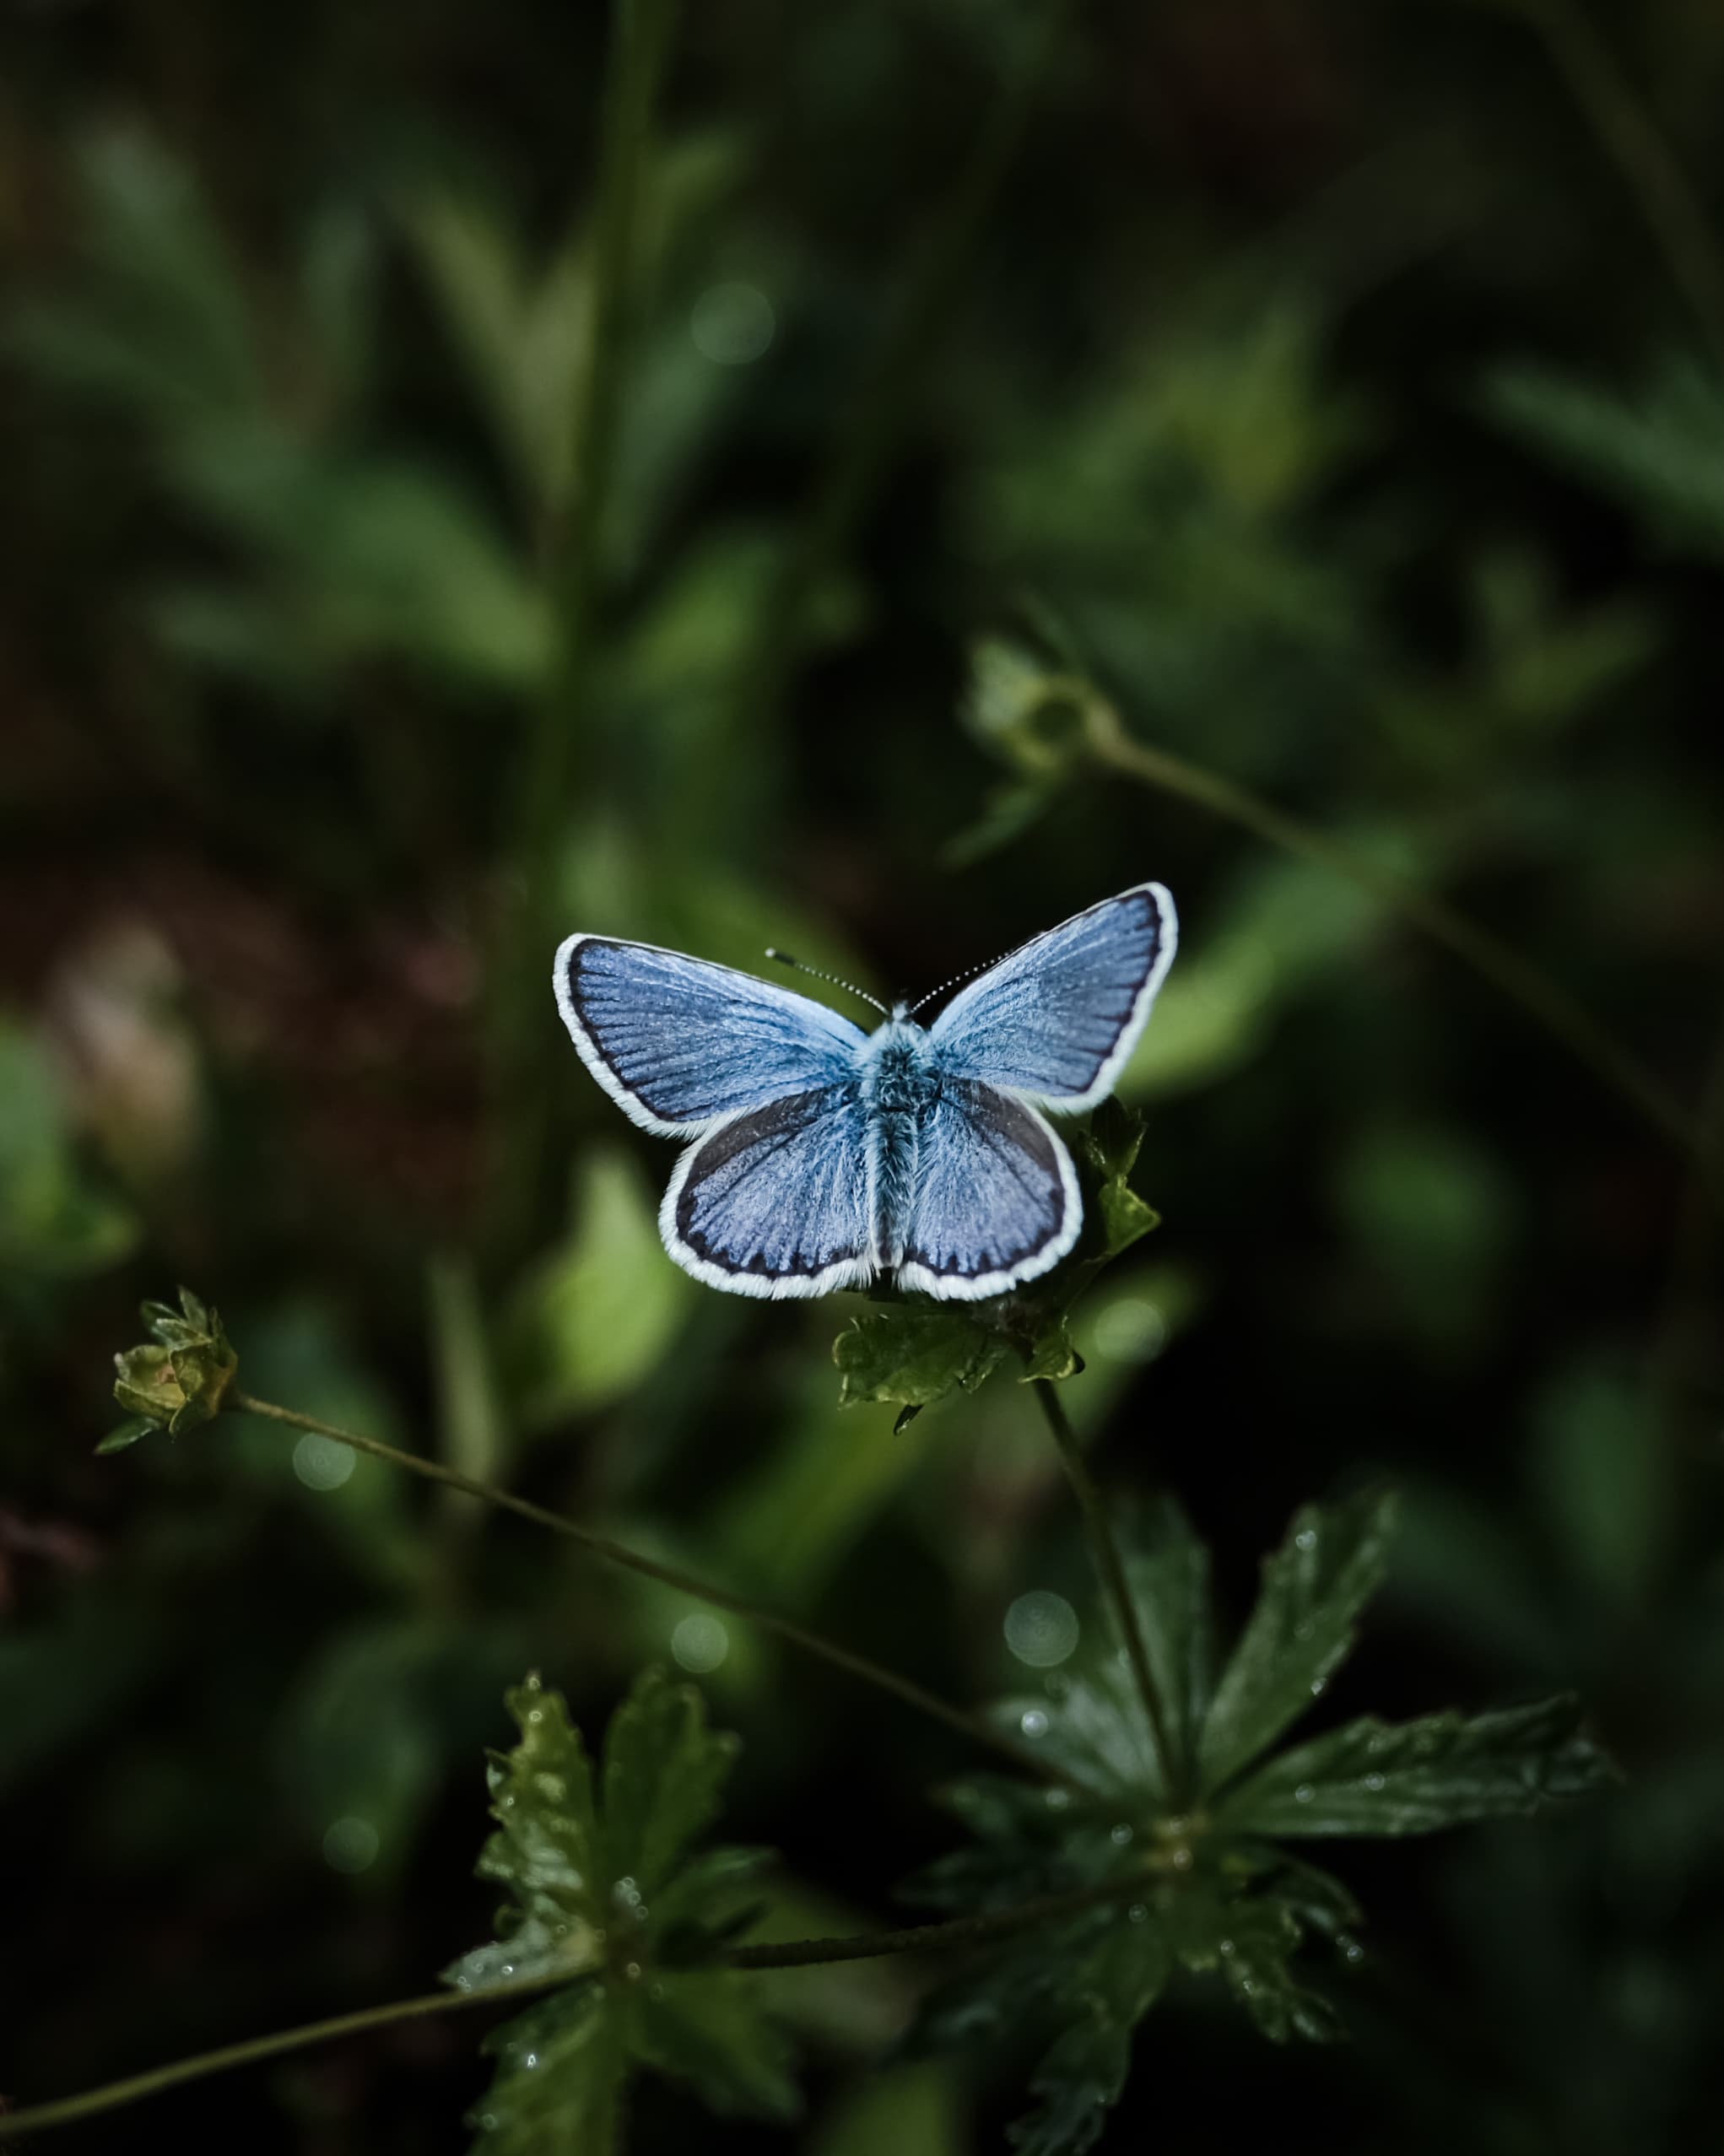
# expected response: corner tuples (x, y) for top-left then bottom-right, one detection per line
(671, 1613), (729, 1672)
(293, 1433), (356, 1490)
(1004, 1590), (1079, 1667)
(1093, 1297), (1167, 1364)
(690, 282), (775, 365)
(322, 1815), (379, 1873)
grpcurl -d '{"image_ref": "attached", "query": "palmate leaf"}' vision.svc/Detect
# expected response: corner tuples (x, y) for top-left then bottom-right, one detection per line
(905, 1494), (1610, 2151)
(832, 1100), (1159, 1423)
(446, 1670), (797, 2151)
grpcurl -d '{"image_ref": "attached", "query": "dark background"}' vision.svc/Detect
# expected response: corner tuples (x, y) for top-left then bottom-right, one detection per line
(3, 0), (1723, 2149)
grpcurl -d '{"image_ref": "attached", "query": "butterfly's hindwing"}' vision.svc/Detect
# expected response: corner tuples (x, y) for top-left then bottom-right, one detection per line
(555, 935), (867, 1135)
(896, 1079), (1079, 1300)
(662, 1085), (872, 1300)
(927, 883), (1175, 1107)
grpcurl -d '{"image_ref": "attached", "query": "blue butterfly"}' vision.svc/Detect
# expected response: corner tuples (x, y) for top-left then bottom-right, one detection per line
(553, 883), (1177, 1301)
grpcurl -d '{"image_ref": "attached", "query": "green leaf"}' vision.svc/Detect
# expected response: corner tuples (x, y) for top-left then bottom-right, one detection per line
(111, 1285), (238, 1435)
(465, 1984), (621, 2156)
(95, 1418), (154, 1456)
(1071, 1095), (1160, 1263)
(1198, 1491), (1397, 1792)
(988, 1506), (1210, 1805)
(502, 1150), (692, 1426)
(1123, 1499), (1213, 1786)
(449, 1669), (797, 2147)
(446, 1675), (603, 1994)
(1163, 1885), (1343, 2044)
(1006, 1921), (1172, 2156)
(601, 1667), (740, 1893)
(1213, 1697), (1617, 1838)
(834, 1310), (1007, 1412)
(1021, 1316), (1081, 1383)
(634, 1970), (799, 2121)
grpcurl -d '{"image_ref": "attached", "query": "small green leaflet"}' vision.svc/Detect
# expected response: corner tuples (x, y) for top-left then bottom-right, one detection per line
(446, 1670), (796, 2153)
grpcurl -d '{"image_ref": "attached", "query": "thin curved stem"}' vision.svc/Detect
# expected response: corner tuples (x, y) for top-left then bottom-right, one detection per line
(0, 1967), (569, 2138)
(727, 1876), (1142, 1968)
(1081, 696), (1712, 1181)
(1032, 1380), (1183, 1804)
(229, 1393), (1067, 1786)
(1482, 0), (1724, 366)
(3, 1882), (1145, 2138)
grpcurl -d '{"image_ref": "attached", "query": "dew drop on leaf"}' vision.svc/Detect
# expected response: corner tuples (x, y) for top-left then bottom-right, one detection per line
(1020, 1708), (1050, 1738)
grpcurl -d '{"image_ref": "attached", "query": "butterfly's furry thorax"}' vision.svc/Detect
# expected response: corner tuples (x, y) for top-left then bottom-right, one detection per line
(857, 1019), (939, 1270)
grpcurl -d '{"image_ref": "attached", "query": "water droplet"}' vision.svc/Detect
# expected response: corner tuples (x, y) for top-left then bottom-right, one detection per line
(527, 1708), (544, 1725)
(672, 1613), (730, 1673)
(1004, 1590), (1080, 1668)
(1127, 1903), (1148, 1924)
(1240, 1977), (1258, 1996)
(1342, 1938), (1365, 1964)
(1294, 1528), (1316, 1551)
(1363, 1772), (1385, 1792)
(1045, 1787), (1071, 1809)
(1170, 1843), (1193, 1870)
(1294, 1784), (1314, 1804)
(624, 1960), (642, 1980)
(648, 1981), (666, 2002)
(522, 2051), (538, 2071)
(1110, 1824), (1133, 1846)
(1219, 1937), (1235, 1957)
(1019, 1708), (1050, 1739)
(1309, 1677), (1326, 1697)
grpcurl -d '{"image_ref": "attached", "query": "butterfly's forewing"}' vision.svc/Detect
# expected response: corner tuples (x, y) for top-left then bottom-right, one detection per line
(555, 936), (868, 1135)
(896, 1080), (1079, 1300)
(926, 883), (1176, 1109)
(662, 1087), (872, 1299)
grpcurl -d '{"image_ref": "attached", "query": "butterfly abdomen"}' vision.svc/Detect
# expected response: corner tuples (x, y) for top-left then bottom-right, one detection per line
(859, 1023), (939, 1274)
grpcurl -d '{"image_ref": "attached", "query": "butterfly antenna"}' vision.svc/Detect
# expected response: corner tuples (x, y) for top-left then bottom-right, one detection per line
(765, 949), (889, 1017)
(907, 955), (994, 1019)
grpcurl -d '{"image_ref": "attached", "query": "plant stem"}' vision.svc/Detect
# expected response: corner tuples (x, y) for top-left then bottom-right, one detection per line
(1081, 694), (1711, 1177)
(1484, 0), (1724, 367)
(726, 1876), (1142, 1969)
(229, 1392), (1067, 1786)
(3, 1883), (1146, 2137)
(0, 1967), (570, 2138)
(1031, 1379), (1182, 1802)
(716, 0), (1076, 819)
(489, 0), (679, 1262)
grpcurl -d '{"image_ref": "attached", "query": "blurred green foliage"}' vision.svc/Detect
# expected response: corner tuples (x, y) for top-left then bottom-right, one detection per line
(3, 0), (1724, 2149)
